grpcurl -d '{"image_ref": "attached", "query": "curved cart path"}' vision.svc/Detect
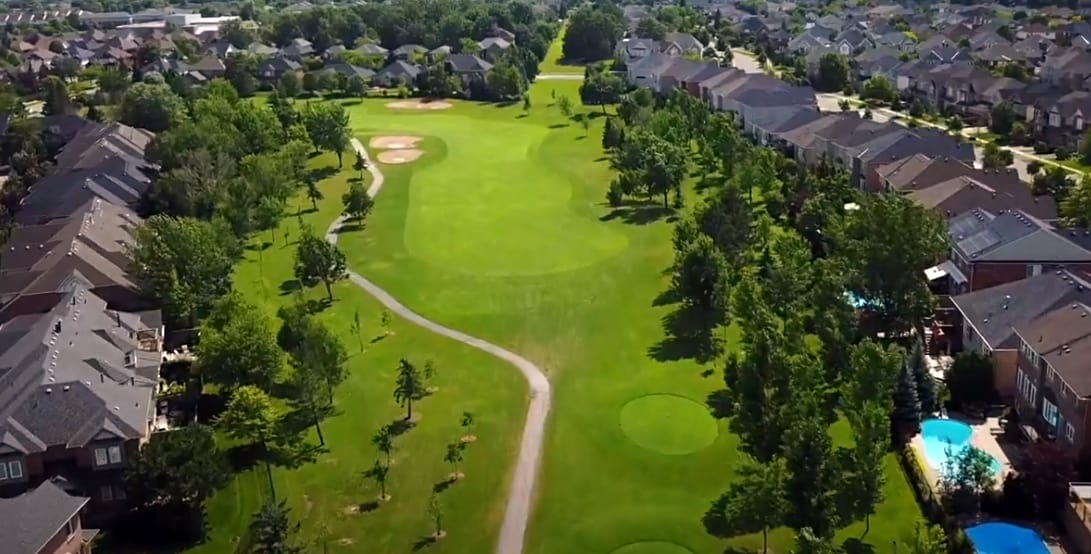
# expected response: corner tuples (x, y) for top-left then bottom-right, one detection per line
(325, 138), (551, 554)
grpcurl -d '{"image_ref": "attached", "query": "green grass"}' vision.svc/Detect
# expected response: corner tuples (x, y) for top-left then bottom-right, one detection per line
(190, 153), (527, 554)
(539, 23), (588, 74)
(331, 78), (921, 553)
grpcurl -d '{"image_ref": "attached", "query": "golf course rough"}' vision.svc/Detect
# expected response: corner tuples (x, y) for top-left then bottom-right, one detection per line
(611, 541), (695, 554)
(618, 394), (718, 455)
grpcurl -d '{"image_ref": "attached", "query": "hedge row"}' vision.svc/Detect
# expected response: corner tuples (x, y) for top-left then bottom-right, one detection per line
(897, 445), (975, 554)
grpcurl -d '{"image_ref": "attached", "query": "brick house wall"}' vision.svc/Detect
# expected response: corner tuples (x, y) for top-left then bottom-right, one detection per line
(1013, 344), (1091, 461)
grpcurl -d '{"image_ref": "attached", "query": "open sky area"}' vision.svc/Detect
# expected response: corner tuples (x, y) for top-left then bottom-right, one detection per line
(192, 72), (920, 553)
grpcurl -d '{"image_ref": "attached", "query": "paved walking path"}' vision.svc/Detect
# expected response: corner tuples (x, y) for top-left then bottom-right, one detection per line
(325, 138), (551, 554)
(537, 73), (584, 80)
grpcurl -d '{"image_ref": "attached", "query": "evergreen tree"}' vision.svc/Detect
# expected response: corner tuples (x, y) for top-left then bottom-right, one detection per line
(249, 500), (304, 554)
(892, 361), (922, 431)
(909, 341), (938, 414)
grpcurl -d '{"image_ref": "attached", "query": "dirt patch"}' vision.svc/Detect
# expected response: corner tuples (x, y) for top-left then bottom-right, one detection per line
(370, 135), (423, 150)
(343, 505), (360, 515)
(337, 538), (354, 546)
(377, 149), (424, 164)
(386, 100), (453, 110)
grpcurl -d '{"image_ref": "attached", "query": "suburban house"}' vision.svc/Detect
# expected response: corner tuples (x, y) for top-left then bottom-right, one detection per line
(392, 44), (427, 61)
(477, 37), (512, 61)
(319, 62), (375, 81)
(445, 54), (492, 84)
(279, 37), (314, 59)
(877, 155), (1057, 219)
(0, 280), (163, 520)
(660, 32), (703, 57)
(374, 60), (421, 87)
(258, 56), (303, 83)
(1011, 297), (1091, 460)
(945, 209), (1091, 294)
(948, 269), (1091, 399)
(0, 480), (95, 554)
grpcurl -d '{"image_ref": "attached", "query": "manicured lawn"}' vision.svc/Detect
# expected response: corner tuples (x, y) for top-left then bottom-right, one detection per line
(189, 153), (527, 554)
(334, 78), (921, 553)
(539, 23), (587, 74)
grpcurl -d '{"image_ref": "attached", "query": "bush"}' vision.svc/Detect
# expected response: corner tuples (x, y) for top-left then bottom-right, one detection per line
(1034, 141), (1052, 154)
(607, 180), (624, 207)
(1055, 147), (1070, 161)
(897, 446), (975, 554)
(1027, 160), (1043, 174)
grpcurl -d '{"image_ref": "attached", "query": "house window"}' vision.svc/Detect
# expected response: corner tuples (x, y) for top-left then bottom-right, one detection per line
(65, 517), (76, 536)
(100, 484), (113, 502)
(8, 460), (21, 480)
(1043, 398), (1060, 428)
(0, 462), (7, 481)
(1049, 112), (1061, 127)
(1067, 423), (1077, 443)
(94, 447), (108, 466)
(1078, 116), (1085, 130)
(108, 445), (122, 464)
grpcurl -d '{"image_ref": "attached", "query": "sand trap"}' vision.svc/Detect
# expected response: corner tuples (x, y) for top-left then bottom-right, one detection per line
(370, 135), (423, 149)
(386, 100), (453, 110)
(377, 149), (424, 164)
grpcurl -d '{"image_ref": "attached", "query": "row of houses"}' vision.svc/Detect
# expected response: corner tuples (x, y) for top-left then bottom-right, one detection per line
(0, 118), (164, 554)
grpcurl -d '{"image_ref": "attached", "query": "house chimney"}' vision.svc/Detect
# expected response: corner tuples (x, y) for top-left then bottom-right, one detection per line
(100, 373), (104, 383)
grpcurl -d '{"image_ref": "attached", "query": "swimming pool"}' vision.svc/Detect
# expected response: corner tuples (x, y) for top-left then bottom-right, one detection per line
(965, 522), (1049, 554)
(920, 418), (1003, 475)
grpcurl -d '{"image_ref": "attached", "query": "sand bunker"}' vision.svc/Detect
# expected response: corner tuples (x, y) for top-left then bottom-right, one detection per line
(377, 149), (424, 164)
(386, 100), (453, 110)
(370, 136), (423, 149)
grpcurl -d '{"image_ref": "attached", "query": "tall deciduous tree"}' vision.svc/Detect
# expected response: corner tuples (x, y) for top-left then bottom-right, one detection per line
(814, 53), (849, 92)
(705, 458), (788, 553)
(293, 226), (348, 301)
(128, 215), (237, 326)
(393, 358), (425, 420)
(302, 102), (351, 166)
(672, 234), (730, 316)
(118, 81), (187, 132)
(342, 179), (373, 221)
(196, 294), (283, 392)
(783, 363), (839, 538)
(562, 4), (624, 61)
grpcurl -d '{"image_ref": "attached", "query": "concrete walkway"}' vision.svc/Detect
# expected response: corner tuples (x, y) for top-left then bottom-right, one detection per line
(325, 138), (551, 554)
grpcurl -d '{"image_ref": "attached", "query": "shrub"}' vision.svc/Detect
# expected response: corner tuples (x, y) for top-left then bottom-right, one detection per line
(1034, 141), (1052, 154)
(1055, 147), (1070, 161)
(1027, 160), (1043, 174)
(607, 181), (624, 207)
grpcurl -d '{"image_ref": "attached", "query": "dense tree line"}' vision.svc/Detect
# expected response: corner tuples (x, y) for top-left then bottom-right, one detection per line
(562, 2), (625, 62)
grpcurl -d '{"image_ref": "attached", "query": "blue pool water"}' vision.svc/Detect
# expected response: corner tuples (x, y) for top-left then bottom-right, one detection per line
(966, 523), (1049, 554)
(920, 418), (1003, 475)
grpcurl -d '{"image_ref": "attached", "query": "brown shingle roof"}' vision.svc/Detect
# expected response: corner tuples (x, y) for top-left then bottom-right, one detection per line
(1014, 302), (1091, 396)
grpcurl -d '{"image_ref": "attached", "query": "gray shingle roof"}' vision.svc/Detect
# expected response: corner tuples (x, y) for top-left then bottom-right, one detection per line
(446, 54), (491, 73)
(952, 270), (1091, 350)
(1013, 300), (1091, 396)
(0, 280), (160, 455)
(950, 209), (1091, 262)
(0, 481), (89, 554)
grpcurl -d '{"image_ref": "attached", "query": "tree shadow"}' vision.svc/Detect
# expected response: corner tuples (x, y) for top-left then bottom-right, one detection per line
(516, 113), (529, 119)
(225, 443), (262, 473)
(371, 334), (388, 344)
(279, 279), (303, 295)
(432, 478), (454, 493)
(599, 205), (672, 225)
(653, 286), (682, 307)
(842, 538), (877, 554)
(593, 156), (608, 162)
(587, 111), (608, 119)
(411, 536), (437, 551)
(358, 500), (380, 513)
(335, 223), (364, 234)
(706, 389), (733, 419)
(308, 166), (338, 181)
(575, 135), (585, 140)
(341, 100), (363, 107)
(387, 418), (415, 437)
(648, 305), (722, 363)
(548, 123), (568, 129)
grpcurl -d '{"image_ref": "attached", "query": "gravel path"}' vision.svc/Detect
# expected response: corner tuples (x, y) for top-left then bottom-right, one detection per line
(325, 138), (551, 554)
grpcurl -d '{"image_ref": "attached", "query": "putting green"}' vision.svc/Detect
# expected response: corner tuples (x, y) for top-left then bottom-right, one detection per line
(355, 114), (628, 276)
(618, 394), (718, 455)
(611, 541), (694, 554)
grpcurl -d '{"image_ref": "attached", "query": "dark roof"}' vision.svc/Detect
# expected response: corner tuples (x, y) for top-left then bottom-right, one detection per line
(0, 280), (160, 455)
(952, 270), (1091, 349)
(446, 54), (492, 73)
(949, 209), (1091, 263)
(376, 60), (421, 80)
(321, 62), (375, 78)
(358, 43), (387, 55)
(0, 481), (89, 554)
(393, 44), (426, 56)
(1013, 301), (1091, 396)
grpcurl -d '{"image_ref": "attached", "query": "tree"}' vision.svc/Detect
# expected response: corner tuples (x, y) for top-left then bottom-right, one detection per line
(485, 58), (528, 100)
(118, 81), (187, 132)
(908, 340), (938, 415)
(1032, 166), (1073, 201)
(461, 411), (476, 442)
(946, 115), (963, 136)
(940, 444), (996, 512)
(635, 17), (667, 40)
(342, 179), (374, 222)
(125, 424), (229, 535)
(250, 501), (305, 554)
(892, 361), (922, 431)
(833, 194), (946, 336)
(860, 75), (896, 103)
(705, 458), (788, 553)
(783, 365), (839, 538)
(42, 76), (71, 116)
(444, 442), (465, 480)
(302, 72), (319, 93)
(673, 234), (730, 316)
(128, 216), (237, 327)
(557, 94), (573, 119)
(814, 53), (849, 92)
(581, 115), (590, 137)
(353, 151), (368, 179)
(947, 350), (996, 407)
(1003, 441), (1075, 517)
(393, 358), (425, 420)
(197, 294), (284, 392)
(842, 403), (890, 534)
(982, 142), (1013, 168)
(294, 226), (348, 301)
(906, 521), (948, 554)
(563, 4), (625, 61)
(602, 117), (623, 150)
(372, 425), (395, 465)
(523, 94), (531, 112)
(302, 102), (351, 166)
(429, 492), (445, 539)
(1062, 175), (1091, 227)
(580, 70), (626, 112)
(347, 74), (368, 98)
(989, 102), (1016, 136)
(217, 385), (284, 450)
(369, 459), (391, 501)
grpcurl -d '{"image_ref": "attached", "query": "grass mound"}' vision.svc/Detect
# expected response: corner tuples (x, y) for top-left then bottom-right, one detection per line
(618, 394), (718, 455)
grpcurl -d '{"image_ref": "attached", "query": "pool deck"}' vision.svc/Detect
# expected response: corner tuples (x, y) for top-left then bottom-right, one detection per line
(910, 414), (1014, 486)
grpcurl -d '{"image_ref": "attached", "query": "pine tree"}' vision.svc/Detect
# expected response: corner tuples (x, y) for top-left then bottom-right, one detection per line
(892, 362), (921, 431)
(909, 341), (938, 414)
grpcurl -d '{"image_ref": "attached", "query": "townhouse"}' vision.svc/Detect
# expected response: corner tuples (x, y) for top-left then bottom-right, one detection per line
(0, 480), (95, 554)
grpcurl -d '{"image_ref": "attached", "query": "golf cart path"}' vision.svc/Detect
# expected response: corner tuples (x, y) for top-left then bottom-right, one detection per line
(325, 138), (551, 554)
